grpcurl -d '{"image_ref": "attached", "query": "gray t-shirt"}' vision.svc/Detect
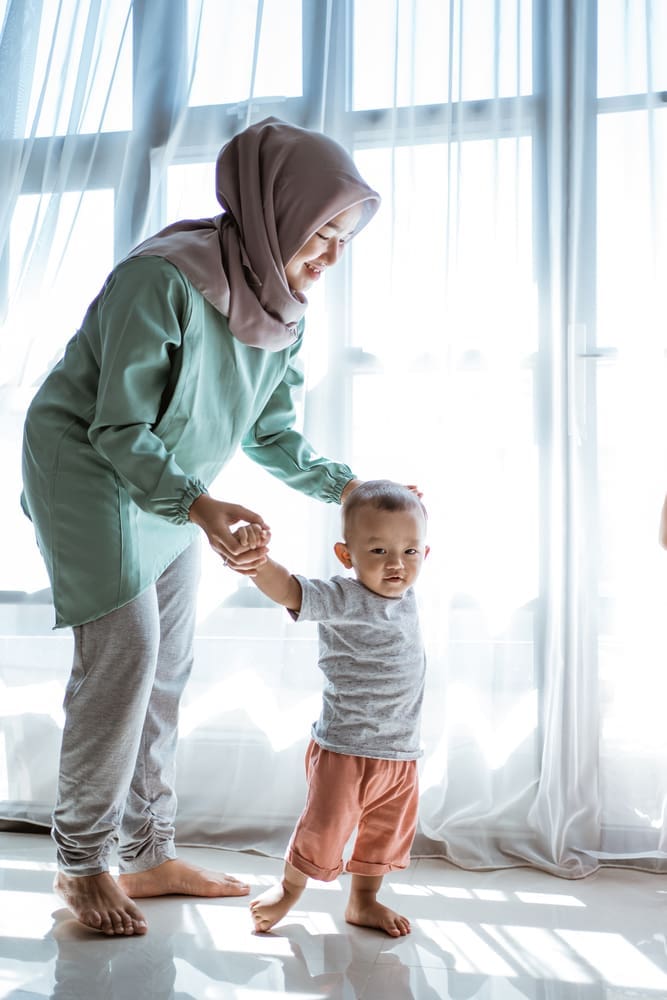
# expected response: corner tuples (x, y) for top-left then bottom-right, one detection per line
(292, 574), (425, 760)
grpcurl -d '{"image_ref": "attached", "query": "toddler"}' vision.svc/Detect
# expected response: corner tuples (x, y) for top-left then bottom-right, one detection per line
(237, 479), (429, 937)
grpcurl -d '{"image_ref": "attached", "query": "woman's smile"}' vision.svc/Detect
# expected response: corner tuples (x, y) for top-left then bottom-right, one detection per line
(285, 204), (362, 294)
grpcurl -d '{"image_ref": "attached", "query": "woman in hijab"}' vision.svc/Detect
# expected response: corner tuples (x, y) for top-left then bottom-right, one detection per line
(21, 117), (380, 936)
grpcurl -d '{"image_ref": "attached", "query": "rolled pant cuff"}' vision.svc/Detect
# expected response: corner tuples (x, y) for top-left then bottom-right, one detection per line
(345, 858), (410, 877)
(286, 846), (344, 883)
(118, 843), (177, 875)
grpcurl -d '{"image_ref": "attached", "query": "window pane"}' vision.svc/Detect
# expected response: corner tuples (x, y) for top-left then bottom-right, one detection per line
(8, 190), (115, 384)
(0, 384), (52, 595)
(3, 189), (114, 593)
(28, 0), (132, 137)
(353, 0), (531, 110)
(595, 109), (667, 765)
(598, 0), (667, 98)
(187, 0), (302, 107)
(597, 112), (666, 354)
(353, 139), (535, 362)
(351, 138), (537, 626)
(167, 161), (218, 220)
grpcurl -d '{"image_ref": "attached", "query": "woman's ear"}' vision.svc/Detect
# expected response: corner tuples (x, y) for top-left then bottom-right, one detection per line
(334, 541), (353, 568)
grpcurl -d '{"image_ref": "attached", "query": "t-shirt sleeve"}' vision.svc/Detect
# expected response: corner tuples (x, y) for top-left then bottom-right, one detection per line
(289, 575), (351, 623)
(87, 257), (207, 523)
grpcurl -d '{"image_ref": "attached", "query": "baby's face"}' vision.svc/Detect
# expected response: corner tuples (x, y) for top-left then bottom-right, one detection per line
(340, 506), (429, 599)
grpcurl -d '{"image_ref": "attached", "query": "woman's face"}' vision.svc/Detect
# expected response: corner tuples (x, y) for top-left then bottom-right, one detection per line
(285, 204), (363, 294)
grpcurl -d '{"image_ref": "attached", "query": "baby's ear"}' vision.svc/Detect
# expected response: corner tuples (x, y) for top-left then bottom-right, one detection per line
(424, 545), (431, 559)
(334, 541), (353, 569)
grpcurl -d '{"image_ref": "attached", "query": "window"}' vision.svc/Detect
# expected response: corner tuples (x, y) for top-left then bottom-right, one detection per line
(2, 0), (665, 862)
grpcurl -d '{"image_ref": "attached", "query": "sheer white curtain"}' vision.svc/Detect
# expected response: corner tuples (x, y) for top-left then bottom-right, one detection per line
(0, 0), (665, 876)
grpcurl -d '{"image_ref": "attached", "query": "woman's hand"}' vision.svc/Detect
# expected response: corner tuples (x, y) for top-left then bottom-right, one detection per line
(340, 479), (363, 503)
(188, 494), (270, 572)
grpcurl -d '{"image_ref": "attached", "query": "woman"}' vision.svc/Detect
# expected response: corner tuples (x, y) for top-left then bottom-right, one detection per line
(21, 117), (380, 935)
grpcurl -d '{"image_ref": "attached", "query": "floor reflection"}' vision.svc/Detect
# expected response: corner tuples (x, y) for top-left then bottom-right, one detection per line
(0, 837), (664, 1000)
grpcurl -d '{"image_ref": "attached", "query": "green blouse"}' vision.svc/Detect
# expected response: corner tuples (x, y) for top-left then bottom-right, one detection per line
(21, 256), (354, 628)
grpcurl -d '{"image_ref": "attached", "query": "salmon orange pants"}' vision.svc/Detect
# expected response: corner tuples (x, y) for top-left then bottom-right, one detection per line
(286, 740), (419, 881)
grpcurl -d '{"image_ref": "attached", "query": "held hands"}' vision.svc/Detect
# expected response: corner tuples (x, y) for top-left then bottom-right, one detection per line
(188, 494), (270, 574)
(226, 526), (301, 609)
(228, 522), (271, 576)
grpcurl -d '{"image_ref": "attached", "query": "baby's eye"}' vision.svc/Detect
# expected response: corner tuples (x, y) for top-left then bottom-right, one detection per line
(405, 548), (418, 555)
(370, 548), (386, 555)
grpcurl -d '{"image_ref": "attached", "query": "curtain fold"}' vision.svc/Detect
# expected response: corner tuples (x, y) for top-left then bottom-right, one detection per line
(0, 0), (665, 877)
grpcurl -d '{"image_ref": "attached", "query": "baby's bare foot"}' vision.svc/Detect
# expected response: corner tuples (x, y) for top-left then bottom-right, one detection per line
(53, 871), (148, 936)
(250, 881), (304, 933)
(345, 897), (411, 937)
(118, 858), (249, 899)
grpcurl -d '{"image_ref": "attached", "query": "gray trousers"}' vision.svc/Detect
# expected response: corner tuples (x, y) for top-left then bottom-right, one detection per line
(52, 542), (201, 876)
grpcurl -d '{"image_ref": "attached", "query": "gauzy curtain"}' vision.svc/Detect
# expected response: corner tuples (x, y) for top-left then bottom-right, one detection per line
(0, 0), (665, 877)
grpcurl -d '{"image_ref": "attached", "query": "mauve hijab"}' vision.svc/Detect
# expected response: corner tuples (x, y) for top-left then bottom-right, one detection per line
(128, 117), (381, 352)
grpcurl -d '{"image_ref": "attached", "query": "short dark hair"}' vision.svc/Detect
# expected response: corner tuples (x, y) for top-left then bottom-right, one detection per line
(342, 479), (426, 537)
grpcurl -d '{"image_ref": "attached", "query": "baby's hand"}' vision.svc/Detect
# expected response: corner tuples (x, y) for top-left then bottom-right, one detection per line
(226, 522), (271, 576)
(233, 522), (270, 550)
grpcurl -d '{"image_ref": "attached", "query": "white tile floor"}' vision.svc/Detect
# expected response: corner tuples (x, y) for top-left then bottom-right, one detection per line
(0, 833), (665, 999)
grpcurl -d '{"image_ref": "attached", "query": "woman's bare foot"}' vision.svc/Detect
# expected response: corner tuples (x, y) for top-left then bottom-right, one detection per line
(117, 858), (249, 899)
(345, 897), (411, 937)
(53, 871), (148, 936)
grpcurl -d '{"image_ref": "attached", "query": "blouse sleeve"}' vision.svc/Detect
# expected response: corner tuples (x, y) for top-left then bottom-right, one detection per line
(87, 258), (207, 523)
(241, 328), (356, 504)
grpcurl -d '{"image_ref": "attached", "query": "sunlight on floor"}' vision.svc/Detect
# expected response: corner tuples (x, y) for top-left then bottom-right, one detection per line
(515, 891), (585, 906)
(0, 858), (57, 872)
(1, 836), (664, 1000)
(472, 889), (507, 901)
(556, 929), (667, 991)
(0, 890), (57, 939)
(193, 904), (293, 955)
(427, 884), (475, 898)
(416, 919), (517, 976)
(482, 924), (594, 983)
(390, 881), (432, 896)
